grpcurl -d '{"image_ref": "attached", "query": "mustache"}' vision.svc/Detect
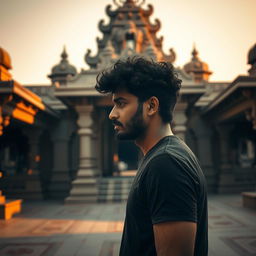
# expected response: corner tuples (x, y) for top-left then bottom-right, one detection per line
(112, 120), (123, 127)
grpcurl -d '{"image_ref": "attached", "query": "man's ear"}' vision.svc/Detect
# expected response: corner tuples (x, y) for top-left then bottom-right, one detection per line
(147, 96), (159, 116)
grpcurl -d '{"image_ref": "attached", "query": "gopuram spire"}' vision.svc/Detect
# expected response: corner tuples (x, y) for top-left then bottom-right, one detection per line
(85, 0), (176, 69)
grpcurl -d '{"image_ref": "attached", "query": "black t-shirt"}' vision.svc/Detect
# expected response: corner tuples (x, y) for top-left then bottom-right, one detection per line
(119, 136), (208, 256)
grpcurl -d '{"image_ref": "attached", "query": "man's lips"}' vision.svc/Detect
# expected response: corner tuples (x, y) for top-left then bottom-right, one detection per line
(114, 124), (123, 130)
(114, 125), (122, 131)
(112, 120), (123, 127)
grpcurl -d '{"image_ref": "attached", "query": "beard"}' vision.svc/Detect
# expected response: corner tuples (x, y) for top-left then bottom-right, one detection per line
(114, 102), (147, 140)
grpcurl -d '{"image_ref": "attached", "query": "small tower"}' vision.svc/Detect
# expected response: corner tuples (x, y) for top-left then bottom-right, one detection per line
(248, 43), (256, 76)
(184, 46), (212, 82)
(48, 47), (77, 86)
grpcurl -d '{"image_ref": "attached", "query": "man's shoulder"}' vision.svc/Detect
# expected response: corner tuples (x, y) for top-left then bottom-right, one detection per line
(147, 137), (196, 165)
(140, 137), (201, 180)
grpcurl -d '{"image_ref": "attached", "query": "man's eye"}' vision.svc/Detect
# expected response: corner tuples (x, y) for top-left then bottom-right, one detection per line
(117, 102), (125, 107)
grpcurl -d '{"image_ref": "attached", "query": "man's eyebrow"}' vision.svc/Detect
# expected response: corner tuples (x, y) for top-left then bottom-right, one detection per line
(113, 97), (127, 103)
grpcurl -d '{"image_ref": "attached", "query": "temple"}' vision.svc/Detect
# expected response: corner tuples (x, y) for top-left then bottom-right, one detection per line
(0, 0), (255, 206)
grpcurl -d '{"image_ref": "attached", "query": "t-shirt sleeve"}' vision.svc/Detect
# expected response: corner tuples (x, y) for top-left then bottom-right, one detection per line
(143, 153), (197, 225)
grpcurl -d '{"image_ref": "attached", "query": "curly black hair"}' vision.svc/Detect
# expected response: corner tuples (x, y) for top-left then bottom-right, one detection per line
(95, 57), (182, 123)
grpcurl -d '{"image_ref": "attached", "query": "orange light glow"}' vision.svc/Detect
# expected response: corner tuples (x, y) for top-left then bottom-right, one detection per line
(27, 169), (33, 175)
(12, 102), (36, 124)
(35, 155), (41, 162)
(0, 219), (124, 237)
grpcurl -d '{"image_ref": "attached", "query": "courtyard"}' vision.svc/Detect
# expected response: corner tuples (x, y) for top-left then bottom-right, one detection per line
(0, 194), (255, 256)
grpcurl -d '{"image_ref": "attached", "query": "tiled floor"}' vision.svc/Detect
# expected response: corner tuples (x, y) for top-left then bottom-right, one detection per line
(0, 194), (255, 256)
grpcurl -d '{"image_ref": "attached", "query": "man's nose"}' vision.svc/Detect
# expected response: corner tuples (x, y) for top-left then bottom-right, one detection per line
(109, 106), (118, 120)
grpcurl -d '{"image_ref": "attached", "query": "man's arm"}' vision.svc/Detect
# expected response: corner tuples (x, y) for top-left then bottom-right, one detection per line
(153, 221), (196, 256)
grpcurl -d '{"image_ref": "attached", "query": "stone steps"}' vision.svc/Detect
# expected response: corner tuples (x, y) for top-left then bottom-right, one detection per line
(98, 177), (134, 203)
(65, 176), (135, 204)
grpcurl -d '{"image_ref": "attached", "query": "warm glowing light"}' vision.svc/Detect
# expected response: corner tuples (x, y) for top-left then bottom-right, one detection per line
(12, 102), (36, 124)
(27, 169), (33, 175)
(35, 155), (41, 162)
(0, 219), (124, 237)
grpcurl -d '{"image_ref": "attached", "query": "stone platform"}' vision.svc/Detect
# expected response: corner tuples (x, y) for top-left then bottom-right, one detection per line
(0, 194), (255, 256)
(0, 191), (22, 220)
(242, 192), (256, 209)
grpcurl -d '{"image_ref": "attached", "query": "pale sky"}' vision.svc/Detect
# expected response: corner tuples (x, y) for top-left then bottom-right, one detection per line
(1, 0), (255, 85)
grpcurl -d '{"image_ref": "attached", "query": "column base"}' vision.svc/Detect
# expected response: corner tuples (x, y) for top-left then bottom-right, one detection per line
(65, 168), (98, 204)
(25, 174), (43, 200)
(49, 172), (71, 200)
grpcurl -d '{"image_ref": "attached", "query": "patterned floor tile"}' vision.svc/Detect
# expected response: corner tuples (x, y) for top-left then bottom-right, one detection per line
(0, 243), (61, 256)
(222, 236), (256, 256)
(99, 241), (120, 256)
(55, 207), (90, 217)
(209, 214), (246, 229)
(31, 220), (74, 235)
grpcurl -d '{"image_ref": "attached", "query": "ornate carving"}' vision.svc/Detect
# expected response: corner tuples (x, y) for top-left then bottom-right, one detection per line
(164, 48), (176, 63)
(113, 0), (145, 7)
(141, 4), (153, 17)
(148, 19), (161, 33)
(97, 41), (118, 69)
(106, 4), (118, 18)
(85, 49), (99, 69)
(98, 19), (111, 33)
(96, 37), (106, 48)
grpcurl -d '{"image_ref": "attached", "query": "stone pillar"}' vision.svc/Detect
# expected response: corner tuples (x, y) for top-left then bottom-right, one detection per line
(174, 102), (188, 141)
(49, 137), (70, 199)
(65, 105), (98, 203)
(193, 124), (216, 193)
(91, 108), (101, 176)
(216, 124), (233, 193)
(24, 129), (43, 199)
(217, 125), (232, 171)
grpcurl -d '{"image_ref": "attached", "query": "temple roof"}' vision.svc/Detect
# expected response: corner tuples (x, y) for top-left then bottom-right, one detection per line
(85, 0), (176, 69)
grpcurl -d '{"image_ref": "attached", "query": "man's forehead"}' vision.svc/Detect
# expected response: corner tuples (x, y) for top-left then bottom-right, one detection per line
(112, 89), (136, 101)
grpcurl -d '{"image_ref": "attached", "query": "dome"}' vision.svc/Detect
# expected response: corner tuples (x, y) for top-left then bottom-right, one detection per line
(248, 43), (256, 65)
(183, 46), (212, 82)
(50, 47), (77, 77)
(248, 43), (256, 76)
(0, 47), (12, 69)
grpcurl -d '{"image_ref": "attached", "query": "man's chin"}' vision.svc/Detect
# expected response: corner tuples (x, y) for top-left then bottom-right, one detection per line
(116, 131), (136, 140)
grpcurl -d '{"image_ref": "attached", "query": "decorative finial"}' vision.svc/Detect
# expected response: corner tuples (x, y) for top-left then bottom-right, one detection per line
(61, 45), (68, 60)
(192, 44), (199, 60)
(113, 0), (145, 7)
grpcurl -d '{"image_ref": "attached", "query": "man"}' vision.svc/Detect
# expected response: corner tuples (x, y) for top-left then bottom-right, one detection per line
(95, 57), (208, 256)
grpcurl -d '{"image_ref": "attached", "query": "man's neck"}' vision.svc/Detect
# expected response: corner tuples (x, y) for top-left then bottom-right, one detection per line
(135, 124), (174, 155)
